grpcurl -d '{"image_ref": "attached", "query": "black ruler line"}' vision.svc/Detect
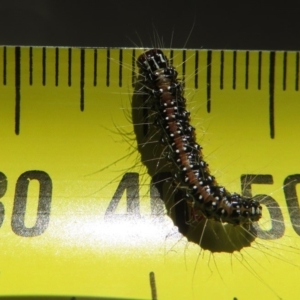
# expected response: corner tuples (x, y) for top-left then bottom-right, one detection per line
(182, 50), (186, 88)
(220, 50), (224, 89)
(169, 50), (174, 65)
(194, 50), (198, 89)
(232, 50), (237, 89)
(206, 50), (212, 113)
(149, 272), (157, 300)
(93, 49), (97, 87)
(42, 47), (46, 86)
(55, 47), (59, 86)
(283, 51), (287, 91)
(119, 48), (123, 87)
(131, 48), (136, 88)
(296, 52), (299, 91)
(269, 51), (276, 139)
(29, 47), (33, 85)
(106, 48), (110, 87)
(3, 46), (7, 85)
(245, 51), (249, 89)
(258, 51), (262, 90)
(15, 47), (21, 135)
(80, 48), (85, 111)
(6, 47), (290, 141)
(68, 48), (72, 86)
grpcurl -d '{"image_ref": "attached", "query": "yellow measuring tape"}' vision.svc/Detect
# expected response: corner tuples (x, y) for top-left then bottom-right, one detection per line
(0, 46), (300, 299)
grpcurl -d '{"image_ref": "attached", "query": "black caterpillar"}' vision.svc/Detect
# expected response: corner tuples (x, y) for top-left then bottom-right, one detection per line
(136, 49), (262, 227)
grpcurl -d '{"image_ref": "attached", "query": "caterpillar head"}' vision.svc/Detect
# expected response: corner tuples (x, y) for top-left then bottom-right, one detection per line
(137, 49), (168, 73)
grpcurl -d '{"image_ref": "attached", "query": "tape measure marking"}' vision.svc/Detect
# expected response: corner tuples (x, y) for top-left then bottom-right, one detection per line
(5, 48), (300, 93)
(283, 51), (287, 90)
(182, 50), (186, 86)
(296, 52), (299, 91)
(42, 47), (46, 86)
(93, 48), (97, 86)
(284, 174), (300, 235)
(29, 46), (33, 85)
(3, 46), (7, 85)
(118, 47), (122, 86)
(15, 46), (21, 135)
(80, 48), (85, 111)
(169, 49), (173, 65)
(242, 174), (284, 239)
(2, 46), (300, 138)
(206, 50), (212, 112)
(118, 47), (123, 84)
(220, 50), (224, 89)
(245, 50), (249, 89)
(68, 47), (72, 86)
(149, 272), (157, 300)
(258, 50), (262, 89)
(233, 50), (237, 89)
(131, 48), (136, 87)
(194, 50), (199, 88)
(55, 47), (59, 86)
(106, 48), (110, 86)
(269, 51), (275, 139)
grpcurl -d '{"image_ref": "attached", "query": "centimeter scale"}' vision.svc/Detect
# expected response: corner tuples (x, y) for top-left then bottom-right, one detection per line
(0, 46), (300, 300)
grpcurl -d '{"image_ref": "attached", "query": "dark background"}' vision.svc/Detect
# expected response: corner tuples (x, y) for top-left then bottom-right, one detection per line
(0, 0), (298, 50)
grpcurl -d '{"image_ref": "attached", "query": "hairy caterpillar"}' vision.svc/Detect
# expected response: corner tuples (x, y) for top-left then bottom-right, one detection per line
(132, 49), (264, 253)
(96, 46), (300, 299)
